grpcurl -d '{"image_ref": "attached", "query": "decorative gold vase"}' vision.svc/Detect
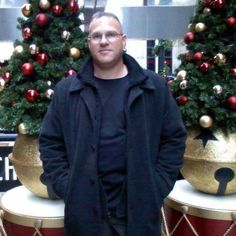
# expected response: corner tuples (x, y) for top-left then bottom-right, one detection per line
(181, 129), (236, 195)
(8, 133), (49, 198)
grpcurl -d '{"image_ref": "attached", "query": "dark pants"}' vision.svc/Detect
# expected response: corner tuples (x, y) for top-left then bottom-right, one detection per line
(101, 216), (126, 236)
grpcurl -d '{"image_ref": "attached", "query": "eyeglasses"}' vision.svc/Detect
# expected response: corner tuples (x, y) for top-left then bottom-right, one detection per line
(88, 32), (124, 43)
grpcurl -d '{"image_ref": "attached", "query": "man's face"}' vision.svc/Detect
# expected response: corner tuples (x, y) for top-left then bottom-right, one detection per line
(87, 16), (126, 69)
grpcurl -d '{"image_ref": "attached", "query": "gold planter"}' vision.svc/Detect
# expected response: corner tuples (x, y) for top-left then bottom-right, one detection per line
(181, 129), (236, 195)
(9, 133), (49, 198)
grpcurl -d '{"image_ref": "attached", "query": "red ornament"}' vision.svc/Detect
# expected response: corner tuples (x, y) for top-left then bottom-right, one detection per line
(213, 0), (225, 8)
(184, 32), (195, 44)
(37, 52), (49, 64)
(231, 68), (236, 76)
(65, 69), (77, 77)
(21, 62), (34, 76)
(193, 52), (203, 61)
(177, 95), (188, 106)
(35, 13), (49, 27)
(52, 4), (64, 16)
(2, 72), (10, 83)
(0, 59), (8, 67)
(25, 89), (40, 103)
(227, 96), (236, 110)
(199, 62), (210, 72)
(67, 0), (79, 13)
(22, 27), (32, 39)
(226, 17), (236, 26)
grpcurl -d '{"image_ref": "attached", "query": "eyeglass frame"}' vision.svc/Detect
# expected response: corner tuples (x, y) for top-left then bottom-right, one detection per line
(87, 31), (124, 43)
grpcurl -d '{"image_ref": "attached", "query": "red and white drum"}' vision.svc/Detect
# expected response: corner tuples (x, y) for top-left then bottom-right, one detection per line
(162, 180), (236, 236)
(0, 186), (65, 236)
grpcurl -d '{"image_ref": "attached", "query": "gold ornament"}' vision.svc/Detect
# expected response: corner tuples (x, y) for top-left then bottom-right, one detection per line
(195, 22), (207, 32)
(176, 70), (187, 80)
(213, 85), (223, 95)
(203, 7), (211, 13)
(21, 3), (31, 17)
(45, 89), (54, 99)
(39, 0), (51, 10)
(13, 45), (24, 55)
(199, 115), (213, 128)
(29, 44), (39, 55)
(214, 53), (226, 65)
(9, 134), (49, 198)
(0, 78), (5, 92)
(181, 128), (236, 195)
(69, 47), (80, 58)
(61, 30), (71, 40)
(18, 123), (28, 134)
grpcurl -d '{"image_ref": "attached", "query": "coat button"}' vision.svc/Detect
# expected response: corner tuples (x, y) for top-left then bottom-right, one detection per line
(90, 144), (96, 152)
(90, 178), (95, 185)
(93, 207), (98, 217)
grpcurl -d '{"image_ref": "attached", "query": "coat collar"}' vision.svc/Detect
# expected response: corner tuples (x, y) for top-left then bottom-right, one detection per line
(69, 53), (156, 93)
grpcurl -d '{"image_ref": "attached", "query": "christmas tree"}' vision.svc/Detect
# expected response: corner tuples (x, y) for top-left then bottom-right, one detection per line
(0, 0), (89, 135)
(171, 0), (236, 133)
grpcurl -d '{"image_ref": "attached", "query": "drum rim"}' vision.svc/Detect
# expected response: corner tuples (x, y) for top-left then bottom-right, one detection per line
(164, 197), (236, 221)
(1, 205), (64, 228)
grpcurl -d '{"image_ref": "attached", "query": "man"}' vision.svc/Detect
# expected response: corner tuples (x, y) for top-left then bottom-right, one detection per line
(39, 12), (187, 236)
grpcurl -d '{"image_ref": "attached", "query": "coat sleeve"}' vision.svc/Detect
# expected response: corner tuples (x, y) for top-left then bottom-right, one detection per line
(155, 82), (187, 199)
(39, 86), (69, 199)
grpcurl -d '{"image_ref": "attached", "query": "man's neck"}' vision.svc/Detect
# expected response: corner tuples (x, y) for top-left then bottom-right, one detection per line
(94, 63), (128, 80)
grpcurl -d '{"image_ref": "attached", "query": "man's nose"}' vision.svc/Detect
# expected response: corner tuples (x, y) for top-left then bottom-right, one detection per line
(100, 34), (109, 43)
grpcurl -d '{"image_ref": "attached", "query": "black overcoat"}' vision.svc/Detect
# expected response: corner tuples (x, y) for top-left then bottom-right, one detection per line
(39, 53), (187, 236)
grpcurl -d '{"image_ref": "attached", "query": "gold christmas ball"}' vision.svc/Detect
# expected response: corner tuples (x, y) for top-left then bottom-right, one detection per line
(14, 45), (24, 55)
(18, 123), (28, 134)
(21, 3), (31, 17)
(39, 0), (51, 10)
(214, 53), (226, 65)
(203, 7), (211, 13)
(195, 22), (207, 32)
(61, 30), (71, 40)
(0, 78), (5, 92)
(69, 47), (80, 58)
(199, 115), (213, 128)
(176, 70), (187, 80)
(29, 44), (39, 55)
(45, 89), (54, 99)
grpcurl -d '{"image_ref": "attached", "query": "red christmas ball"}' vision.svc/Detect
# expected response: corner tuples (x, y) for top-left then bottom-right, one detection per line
(193, 52), (203, 61)
(199, 62), (210, 72)
(21, 62), (34, 76)
(22, 27), (32, 39)
(67, 0), (79, 13)
(52, 4), (63, 16)
(37, 52), (49, 64)
(65, 69), (77, 77)
(177, 95), (188, 106)
(227, 96), (236, 110)
(226, 17), (236, 26)
(35, 13), (49, 27)
(213, 0), (225, 8)
(231, 68), (236, 76)
(25, 89), (40, 103)
(2, 72), (10, 83)
(184, 32), (195, 44)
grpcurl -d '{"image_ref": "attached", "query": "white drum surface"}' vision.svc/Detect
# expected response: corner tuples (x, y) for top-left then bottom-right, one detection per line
(0, 186), (64, 218)
(168, 180), (236, 211)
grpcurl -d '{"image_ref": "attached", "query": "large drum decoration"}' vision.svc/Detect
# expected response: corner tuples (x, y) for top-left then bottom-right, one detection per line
(162, 180), (236, 236)
(181, 129), (236, 195)
(0, 186), (65, 236)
